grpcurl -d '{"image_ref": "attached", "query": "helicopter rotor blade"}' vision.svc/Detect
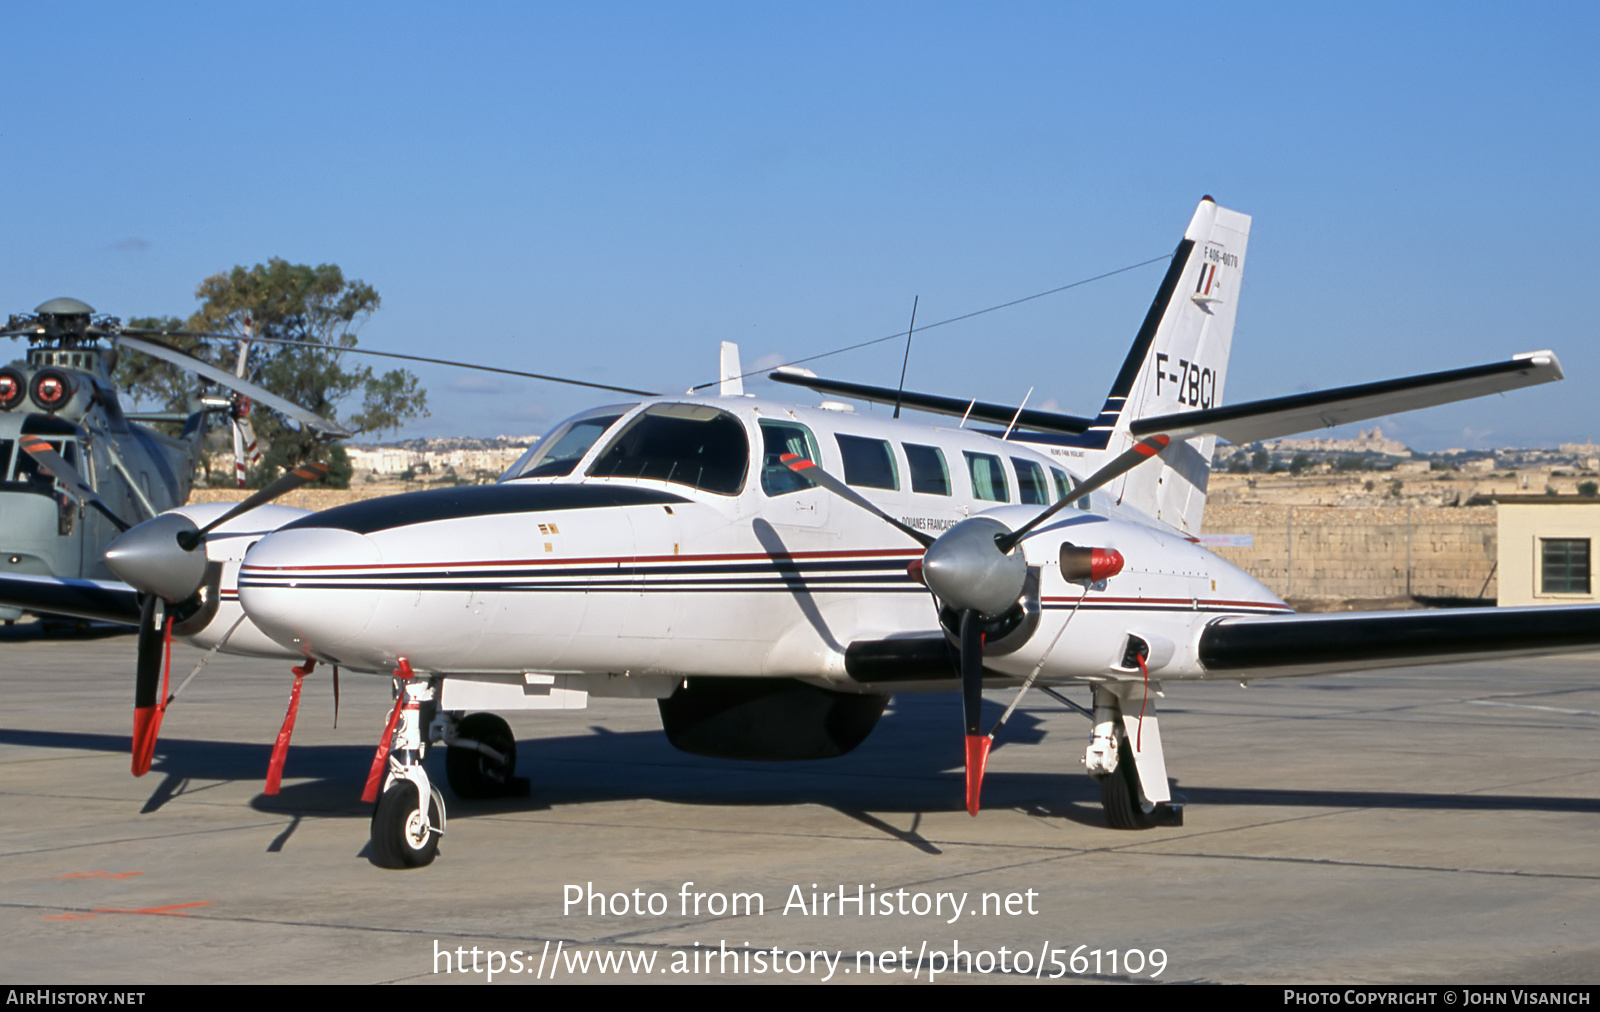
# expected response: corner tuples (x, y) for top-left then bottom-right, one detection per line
(113, 335), (352, 437)
(115, 328), (662, 398)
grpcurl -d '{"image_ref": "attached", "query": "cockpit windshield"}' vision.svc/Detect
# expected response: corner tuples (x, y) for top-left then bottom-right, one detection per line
(586, 403), (748, 495)
(499, 404), (636, 481)
(1, 437), (78, 489)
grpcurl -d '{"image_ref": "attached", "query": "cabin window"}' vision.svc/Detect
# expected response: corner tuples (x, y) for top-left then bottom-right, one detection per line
(502, 405), (633, 480)
(588, 403), (749, 495)
(836, 434), (898, 491)
(964, 452), (1009, 502)
(759, 420), (821, 496)
(1540, 538), (1590, 594)
(1011, 457), (1049, 506)
(904, 443), (950, 496)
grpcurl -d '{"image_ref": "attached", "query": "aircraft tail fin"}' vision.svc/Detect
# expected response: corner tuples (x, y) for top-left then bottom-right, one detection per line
(1092, 197), (1252, 533)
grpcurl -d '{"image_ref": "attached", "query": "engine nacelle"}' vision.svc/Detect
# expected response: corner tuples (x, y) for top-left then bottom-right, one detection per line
(657, 678), (889, 760)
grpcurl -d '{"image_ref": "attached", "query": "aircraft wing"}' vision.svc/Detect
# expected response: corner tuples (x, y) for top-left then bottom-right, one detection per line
(1130, 352), (1562, 444)
(768, 371), (1095, 435)
(0, 573), (142, 626)
(1197, 604), (1600, 680)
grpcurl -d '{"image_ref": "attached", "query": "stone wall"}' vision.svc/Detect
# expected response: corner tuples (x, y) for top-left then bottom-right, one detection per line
(1202, 505), (1498, 603)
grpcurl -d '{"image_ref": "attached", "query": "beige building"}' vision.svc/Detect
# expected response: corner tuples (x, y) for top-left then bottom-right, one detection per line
(1495, 499), (1600, 606)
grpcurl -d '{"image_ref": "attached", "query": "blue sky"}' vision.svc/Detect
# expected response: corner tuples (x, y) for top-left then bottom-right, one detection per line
(5, 2), (1596, 449)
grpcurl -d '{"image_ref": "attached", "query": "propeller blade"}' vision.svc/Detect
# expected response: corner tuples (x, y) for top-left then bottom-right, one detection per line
(189, 461), (329, 545)
(959, 609), (990, 816)
(131, 597), (169, 776)
(18, 435), (132, 532)
(113, 335), (352, 437)
(779, 453), (934, 548)
(997, 433), (1171, 551)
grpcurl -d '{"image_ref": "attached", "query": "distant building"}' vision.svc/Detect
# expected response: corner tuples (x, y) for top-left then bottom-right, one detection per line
(345, 436), (536, 480)
(1495, 499), (1600, 606)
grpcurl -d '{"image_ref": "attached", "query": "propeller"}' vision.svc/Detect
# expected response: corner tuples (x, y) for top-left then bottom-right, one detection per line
(105, 461), (329, 599)
(99, 459), (329, 776)
(780, 433), (1171, 815)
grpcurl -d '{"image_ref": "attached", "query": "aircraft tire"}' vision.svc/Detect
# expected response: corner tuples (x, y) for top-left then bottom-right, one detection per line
(1099, 741), (1157, 830)
(371, 782), (442, 868)
(445, 713), (517, 799)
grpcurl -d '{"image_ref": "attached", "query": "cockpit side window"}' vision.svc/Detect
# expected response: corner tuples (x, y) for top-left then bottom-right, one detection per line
(836, 434), (899, 491)
(9, 438), (76, 490)
(587, 403), (749, 495)
(759, 420), (820, 496)
(501, 405), (633, 481)
(964, 451), (1009, 502)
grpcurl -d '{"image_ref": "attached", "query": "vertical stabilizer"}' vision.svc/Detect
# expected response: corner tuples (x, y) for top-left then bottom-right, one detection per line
(1090, 197), (1250, 533)
(719, 342), (745, 397)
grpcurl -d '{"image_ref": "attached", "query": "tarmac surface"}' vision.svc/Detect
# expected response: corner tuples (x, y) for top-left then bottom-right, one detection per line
(1, 620), (1596, 985)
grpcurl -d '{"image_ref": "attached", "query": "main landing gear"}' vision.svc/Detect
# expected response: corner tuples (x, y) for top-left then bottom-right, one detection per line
(367, 671), (523, 869)
(1082, 683), (1183, 829)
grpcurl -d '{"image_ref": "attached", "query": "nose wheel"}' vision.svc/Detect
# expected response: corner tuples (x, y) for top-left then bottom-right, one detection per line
(367, 672), (447, 868)
(371, 781), (445, 868)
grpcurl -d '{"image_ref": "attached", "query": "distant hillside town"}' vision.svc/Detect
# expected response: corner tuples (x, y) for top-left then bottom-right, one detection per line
(345, 435), (537, 483)
(1216, 427), (1600, 476)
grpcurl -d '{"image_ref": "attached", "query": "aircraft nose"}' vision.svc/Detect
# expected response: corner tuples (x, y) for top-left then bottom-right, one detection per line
(238, 526), (384, 662)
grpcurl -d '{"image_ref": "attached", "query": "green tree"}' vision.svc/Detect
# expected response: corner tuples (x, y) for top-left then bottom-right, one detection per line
(119, 260), (427, 487)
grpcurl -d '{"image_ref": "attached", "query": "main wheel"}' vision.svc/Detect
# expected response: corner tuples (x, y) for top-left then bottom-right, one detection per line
(446, 713), (517, 799)
(371, 781), (442, 868)
(1099, 740), (1157, 830)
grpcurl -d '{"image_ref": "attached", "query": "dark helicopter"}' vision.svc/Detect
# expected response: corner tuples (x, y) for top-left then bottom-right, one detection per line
(0, 297), (348, 625)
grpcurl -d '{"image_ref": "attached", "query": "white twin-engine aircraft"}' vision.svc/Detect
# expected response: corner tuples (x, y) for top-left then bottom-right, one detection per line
(37, 197), (1600, 869)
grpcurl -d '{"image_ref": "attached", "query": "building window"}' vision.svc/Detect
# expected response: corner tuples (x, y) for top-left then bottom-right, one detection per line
(1540, 538), (1591, 594)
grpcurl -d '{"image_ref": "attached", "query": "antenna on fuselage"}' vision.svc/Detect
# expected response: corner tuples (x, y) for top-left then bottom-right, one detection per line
(891, 296), (918, 419)
(1002, 387), (1034, 440)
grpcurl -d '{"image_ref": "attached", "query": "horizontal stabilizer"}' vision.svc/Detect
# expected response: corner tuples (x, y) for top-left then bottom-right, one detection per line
(769, 371), (1094, 435)
(1199, 604), (1600, 680)
(1131, 352), (1562, 445)
(0, 574), (142, 626)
